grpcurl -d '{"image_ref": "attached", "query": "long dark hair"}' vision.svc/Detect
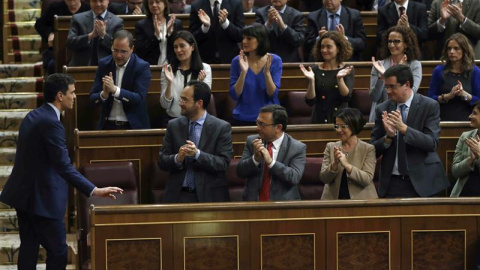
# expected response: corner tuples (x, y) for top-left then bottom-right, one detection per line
(170, 30), (204, 79)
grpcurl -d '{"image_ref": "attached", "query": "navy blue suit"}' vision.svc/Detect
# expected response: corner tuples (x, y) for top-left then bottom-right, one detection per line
(90, 53), (151, 129)
(0, 103), (96, 268)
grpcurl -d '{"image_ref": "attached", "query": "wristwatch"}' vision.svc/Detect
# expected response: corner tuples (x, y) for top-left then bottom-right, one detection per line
(464, 94), (469, 101)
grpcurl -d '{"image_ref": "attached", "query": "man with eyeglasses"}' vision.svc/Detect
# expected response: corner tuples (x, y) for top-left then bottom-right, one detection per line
(108, 0), (145, 15)
(90, 30), (152, 130)
(158, 80), (233, 203)
(237, 104), (306, 201)
(67, 0), (123, 66)
(370, 65), (449, 198)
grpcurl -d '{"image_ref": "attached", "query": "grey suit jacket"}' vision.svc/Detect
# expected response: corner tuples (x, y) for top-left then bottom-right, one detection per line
(451, 129), (480, 197)
(157, 114), (233, 202)
(370, 93), (449, 197)
(428, 0), (480, 58)
(237, 133), (306, 201)
(67, 10), (123, 66)
(320, 140), (378, 200)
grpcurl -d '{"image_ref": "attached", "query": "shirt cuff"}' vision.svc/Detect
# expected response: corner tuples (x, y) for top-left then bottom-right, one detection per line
(174, 154), (182, 164)
(436, 19), (446, 31)
(268, 160), (276, 168)
(89, 187), (96, 197)
(221, 19), (229, 29)
(201, 24), (209, 33)
(113, 87), (120, 98)
(194, 150), (201, 159)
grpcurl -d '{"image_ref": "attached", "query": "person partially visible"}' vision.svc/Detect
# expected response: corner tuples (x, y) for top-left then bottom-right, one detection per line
(90, 30), (151, 130)
(428, 33), (480, 121)
(320, 108), (378, 200)
(158, 80), (233, 203)
(161, 31), (212, 121)
(298, 0), (322, 12)
(108, 0), (146, 14)
(169, 0), (191, 13)
(229, 23), (282, 126)
(369, 26), (422, 122)
(299, 31), (354, 124)
(428, 0), (480, 59)
(451, 102), (480, 197)
(254, 0), (305, 62)
(370, 65), (449, 198)
(66, 0), (123, 66)
(35, 0), (90, 74)
(0, 73), (123, 269)
(189, 0), (245, 64)
(242, 0), (256, 13)
(237, 105), (306, 201)
(134, 0), (182, 65)
(305, 0), (366, 60)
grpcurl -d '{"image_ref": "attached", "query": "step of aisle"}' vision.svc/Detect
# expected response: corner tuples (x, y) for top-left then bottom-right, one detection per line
(0, 93), (40, 110)
(0, 110), (29, 131)
(4, 9), (41, 23)
(0, 78), (43, 93)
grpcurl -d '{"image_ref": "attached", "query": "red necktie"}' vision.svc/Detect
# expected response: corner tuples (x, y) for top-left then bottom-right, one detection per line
(259, 142), (273, 201)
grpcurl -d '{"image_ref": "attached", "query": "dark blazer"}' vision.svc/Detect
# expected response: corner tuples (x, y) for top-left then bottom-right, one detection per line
(0, 103), (95, 220)
(89, 53), (151, 129)
(189, 0), (245, 64)
(67, 10), (123, 66)
(370, 93), (450, 197)
(108, 2), (146, 15)
(157, 114), (233, 202)
(134, 16), (183, 65)
(237, 134), (306, 201)
(305, 6), (366, 60)
(377, 1), (428, 43)
(255, 5), (306, 62)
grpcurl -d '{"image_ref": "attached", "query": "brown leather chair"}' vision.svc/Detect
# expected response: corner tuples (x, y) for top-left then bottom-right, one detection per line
(298, 157), (324, 200)
(150, 163), (170, 203)
(349, 89), (372, 121)
(78, 161), (138, 270)
(226, 158), (246, 201)
(206, 93), (217, 117)
(285, 91), (312, 125)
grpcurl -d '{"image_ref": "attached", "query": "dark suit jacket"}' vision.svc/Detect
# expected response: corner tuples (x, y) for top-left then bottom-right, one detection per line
(89, 53), (151, 129)
(189, 0), (244, 64)
(134, 16), (183, 65)
(237, 134), (306, 201)
(108, 2), (146, 15)
(255, 5), (306, 62)
(305, 6), (366, 60)
(377, 1), (428, 43)
(0, 104), (95, 220)
(370, 93), (449, 197)
(67, 10), (123, 66)
(157, 114), (233, 202)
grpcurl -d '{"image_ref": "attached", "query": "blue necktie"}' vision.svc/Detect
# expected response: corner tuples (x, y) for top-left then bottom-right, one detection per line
(328, 14), (337, 31)
(184, 121), (198, 189)
(397, 104), (408, 175)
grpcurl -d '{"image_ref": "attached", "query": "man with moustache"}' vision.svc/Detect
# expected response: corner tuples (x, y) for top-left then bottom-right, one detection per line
(158, 80), (233, 203)
(370, 65), (449, 198)
(237, 104), (306, 201)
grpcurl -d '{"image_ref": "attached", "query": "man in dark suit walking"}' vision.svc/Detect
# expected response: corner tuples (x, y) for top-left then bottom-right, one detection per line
(238, 105), (306, 201)
(370, 65), (449, 198)
(255, 0), (306, 62)
(158, 80), (233, 203)
(189, 0), (245, 64)
(0, 73), (123, 269)
(90, 30), (151, 130)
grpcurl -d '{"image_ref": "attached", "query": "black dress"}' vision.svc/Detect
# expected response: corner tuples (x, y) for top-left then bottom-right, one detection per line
(439, 71), (473, 121)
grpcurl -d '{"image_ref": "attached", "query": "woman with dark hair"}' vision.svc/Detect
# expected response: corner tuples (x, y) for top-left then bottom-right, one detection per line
(428, 33), (480, 121)
(299, 31), (354, 124)
(451, 102), (480, 197)
(320, 108), (377, 200)
(229, 23), (283, 126)
(134, 0), (182, 65)
(369, 26), (422, 122)
(160, 30), (212, 119)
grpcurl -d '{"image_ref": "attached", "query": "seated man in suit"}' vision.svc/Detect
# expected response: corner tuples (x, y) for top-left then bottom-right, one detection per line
(108, 0), (145, 15)
(189, 0), (245, 64)
(255, 0), (305, 62)
(370, 65), (450, 198)
(158, 80), (233, 203)
(305, 0), (366, 60)
(237, 104), (306, 201)
(67, 0), (123, 66)
(0, 73), (123, 269)
(89, 30), (151, 130)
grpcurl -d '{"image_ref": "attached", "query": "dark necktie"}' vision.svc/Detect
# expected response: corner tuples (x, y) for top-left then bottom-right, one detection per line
(259, 142), (273, 201)
(213, 1), (220, 26)
(399, 6), (406, 16)
(328, 14), (337, 31)
(397, 104), (408, 175)
(90, 15), (104, 66)
(184, 121), (199, 189)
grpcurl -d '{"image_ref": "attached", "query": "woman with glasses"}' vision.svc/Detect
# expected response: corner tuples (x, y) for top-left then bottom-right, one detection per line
(160, 30), (212, 120)
(299, 31), (354, 124)
(320, 108), (378, 200)
(369, 26), (422, 122)
(229, 23), (282, 126)
(134, 0), (182, 65)
(428, 33), (480, 121)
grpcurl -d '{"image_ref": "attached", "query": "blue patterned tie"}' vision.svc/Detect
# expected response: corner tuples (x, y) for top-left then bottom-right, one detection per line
(397, 104), (408, 175)
(184, 121), (198, 189)
(328, 14), (337, 31)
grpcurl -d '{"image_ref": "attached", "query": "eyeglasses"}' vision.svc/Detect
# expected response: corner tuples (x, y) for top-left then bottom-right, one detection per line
(334, 124), (349, 130)
(256, 121), (276, 128)
(111, 48), (130, 55)
(384, 83), (404, 90)
(179, 97), (192, 104)
(387, 39), (403, 45)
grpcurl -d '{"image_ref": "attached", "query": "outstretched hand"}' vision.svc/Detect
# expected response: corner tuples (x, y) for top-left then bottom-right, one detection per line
(92, 187), (124, 199)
